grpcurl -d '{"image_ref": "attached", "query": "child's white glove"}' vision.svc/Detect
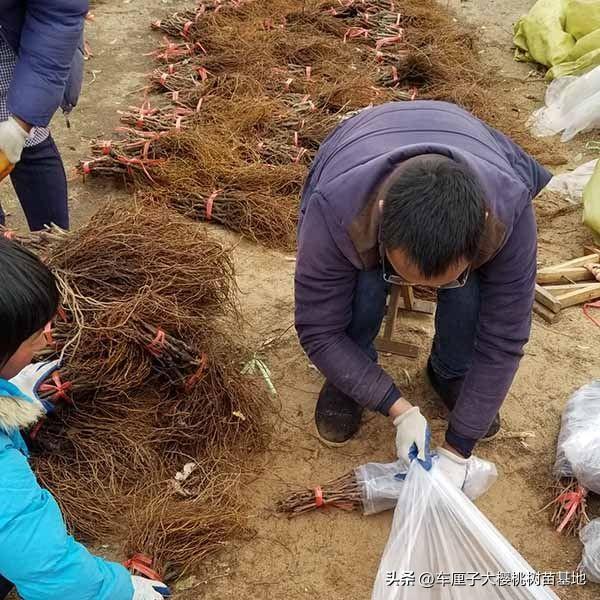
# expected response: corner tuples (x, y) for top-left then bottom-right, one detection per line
(131, 575), (171, 599)
(0, 117), (28, 164)
(9, 359), (62, 413)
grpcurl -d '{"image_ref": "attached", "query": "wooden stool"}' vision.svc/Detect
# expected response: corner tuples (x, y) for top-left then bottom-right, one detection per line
(375, 285), (435, 357)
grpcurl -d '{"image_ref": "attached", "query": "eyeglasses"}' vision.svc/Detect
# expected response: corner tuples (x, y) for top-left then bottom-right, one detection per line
(380, 245), (471, 290)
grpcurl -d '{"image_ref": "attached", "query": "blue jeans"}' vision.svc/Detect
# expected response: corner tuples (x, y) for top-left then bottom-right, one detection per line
(1, 135), (69, 231)
(348, 269), (480, 380)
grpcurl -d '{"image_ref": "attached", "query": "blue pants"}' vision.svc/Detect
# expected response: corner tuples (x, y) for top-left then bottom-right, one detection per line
(348, 268), (480, 381)
(1, 135), (69, 231)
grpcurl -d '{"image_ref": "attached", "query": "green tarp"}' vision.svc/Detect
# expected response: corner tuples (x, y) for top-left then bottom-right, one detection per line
(514, 0), (600, 79)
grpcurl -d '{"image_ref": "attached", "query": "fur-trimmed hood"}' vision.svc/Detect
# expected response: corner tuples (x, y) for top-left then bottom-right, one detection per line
(0, 379), (43, 432)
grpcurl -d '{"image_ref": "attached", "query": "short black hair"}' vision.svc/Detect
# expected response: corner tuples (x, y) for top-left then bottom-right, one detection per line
(381, 156), (486, 277)
(0, 239), (59, 370)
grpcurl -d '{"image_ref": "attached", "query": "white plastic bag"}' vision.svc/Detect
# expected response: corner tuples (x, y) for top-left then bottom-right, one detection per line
(554, 380), (600, 492)
(356, 457), (497, 516)
(580, 518), (600, 583)
(546, 159), (598, 202)
(372, 461), (559, 599)
(528, 65), (600, 141)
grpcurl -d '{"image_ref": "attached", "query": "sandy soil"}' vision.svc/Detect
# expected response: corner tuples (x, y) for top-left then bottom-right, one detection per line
(2, 0), (600, 598)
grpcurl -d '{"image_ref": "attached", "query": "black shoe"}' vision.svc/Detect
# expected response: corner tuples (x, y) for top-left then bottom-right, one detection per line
(426, 357), (501, 440)
(315, 381), (363, 446)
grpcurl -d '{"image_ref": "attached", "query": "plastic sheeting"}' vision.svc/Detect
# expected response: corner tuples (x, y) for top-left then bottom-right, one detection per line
(554, 380), (600, 492)
(528, 66), (600, 140)
(355, 456), (497, 516)
(372, 462), (559, 599)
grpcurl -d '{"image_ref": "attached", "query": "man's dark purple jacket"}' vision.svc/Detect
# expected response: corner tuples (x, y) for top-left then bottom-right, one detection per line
(295, 101), (551, 451)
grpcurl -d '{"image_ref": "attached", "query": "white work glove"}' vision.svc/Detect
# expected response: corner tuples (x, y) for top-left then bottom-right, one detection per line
(131, 575), (171, 599)
(9, 359), (62, 413)
(393, 406), (432, 469)
(0, 116), (28, 164)
(436, 446), (468, 490)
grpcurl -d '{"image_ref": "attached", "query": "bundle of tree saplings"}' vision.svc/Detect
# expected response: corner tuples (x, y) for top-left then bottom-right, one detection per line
(78, 0), (563, 252)
(4, 202), (270, 580)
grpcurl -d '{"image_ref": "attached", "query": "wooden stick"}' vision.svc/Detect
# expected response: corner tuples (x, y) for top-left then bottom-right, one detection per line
(533, 301), (560, 324)
(536, 268), (594, 285)
(538, 253), (600, 272)
(534, 284), (562, 313)
(554, 283), (600, 308)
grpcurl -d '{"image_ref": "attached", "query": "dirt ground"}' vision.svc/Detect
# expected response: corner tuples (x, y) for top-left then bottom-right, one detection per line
(2, 0), (600, 598)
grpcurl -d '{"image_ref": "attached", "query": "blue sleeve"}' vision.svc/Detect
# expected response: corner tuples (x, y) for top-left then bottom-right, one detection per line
(0, 441), (133, 600)
(7, 0), (88, 126)
(447, 203), (537, 453)
(294, 193), (401, 413)
(485, 125), (553, 198)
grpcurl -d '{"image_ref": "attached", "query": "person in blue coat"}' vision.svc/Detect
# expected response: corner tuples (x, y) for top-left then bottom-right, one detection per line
(0, 0), (87, 231)
(0, 238), (170, 600)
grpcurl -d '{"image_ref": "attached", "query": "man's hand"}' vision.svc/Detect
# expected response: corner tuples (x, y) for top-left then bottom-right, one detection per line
(0, 117), (29, 164)
(392, 399), (431, 469)
(131, 575), (171, 599)
(436, 446), (468, 489)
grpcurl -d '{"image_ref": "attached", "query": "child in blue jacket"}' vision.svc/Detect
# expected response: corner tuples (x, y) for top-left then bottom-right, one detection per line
(0, 238), (169, 600)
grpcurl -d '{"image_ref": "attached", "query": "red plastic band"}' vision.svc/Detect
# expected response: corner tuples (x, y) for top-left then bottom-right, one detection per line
(584, 300), (600, 328)
(343, 27), (369, 43)
(556, 486), (587, 533)
(175, 116), (183, 130)
(183, 21), (194, 38)
(294, 131), (299, 147)
(2, 230), (15, 240)
(43, 321), (55, 346)
(168, 64), (175, 75)
(82, 161), (91, 175)
(205, 189), (221, 221)
(160, 72), (169, 85)
(172, 91), (180, 102)
(145, 328), (166, 357)
(314, 486), (324, 508)
(197, 66), (210, 81)
(185, 352), (208, 392)
(39, 372), (73, 404)
(391, 66), (398, 83)
(101, 140), (112, 155)
(124, 554), (162, 582)
(142, 141), (151, 161)
(375, 33), (404, 51)
(294, 148), (307, 163)
(410, 87), (418, 101)
(57, 306), (68, 322)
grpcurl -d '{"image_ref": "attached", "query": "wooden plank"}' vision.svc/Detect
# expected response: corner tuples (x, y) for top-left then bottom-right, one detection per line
(584, 245), (600, 256)
(536, 268), (594, 285)
(538, 253), (600, 273)
(533, 301), (560, 324)
(554, 283), (600, 308)
(544, 283), (599, 293)
(400, 285), (415, 311)
(374, 337), (419, 358)
(383, 285), (401, 340)
(535, 284), (562, 313)
(397, 297), (436, 315)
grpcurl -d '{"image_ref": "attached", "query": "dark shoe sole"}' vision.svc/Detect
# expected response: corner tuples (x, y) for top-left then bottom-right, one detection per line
(315, 381), (363, 445)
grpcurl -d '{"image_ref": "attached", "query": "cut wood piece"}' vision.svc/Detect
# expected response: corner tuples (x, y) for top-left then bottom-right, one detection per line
(400, 285), (415, 311)
(538, 253), (600, 272)
(383, 285), (402, 340)
(535, 284), (562, 313)
(554, 283), (600, 308)
(584, 245), (600, 256)
(536, 268), (594, 284)
(374, 337), (419, 358)
(544, 283), (600, 293)
(397, 297), (436, 315)
(533, 301), (560, 324)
